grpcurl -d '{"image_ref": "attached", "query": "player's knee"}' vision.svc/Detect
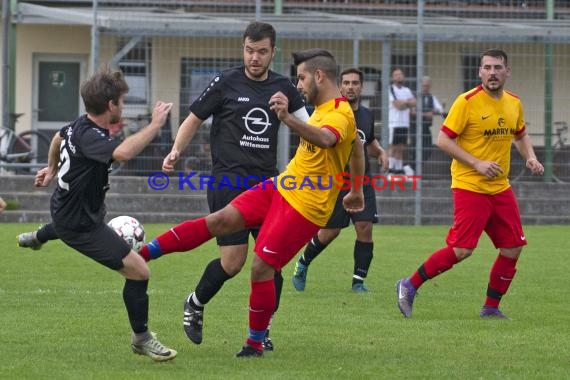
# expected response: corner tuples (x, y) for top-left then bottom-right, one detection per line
(500, 246), (522, 259)
(223, 260), (245, 276)
(354, 223), (372, 240)
(251, 256), (274, 282)
(453, 247), (473, 261)
(208, 207), (244, 236)
(121, 261), (150, 281)
(319, 228), (340, 243)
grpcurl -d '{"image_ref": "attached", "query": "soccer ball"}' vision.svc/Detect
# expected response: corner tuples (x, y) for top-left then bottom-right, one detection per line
(107, 215), (145, 252)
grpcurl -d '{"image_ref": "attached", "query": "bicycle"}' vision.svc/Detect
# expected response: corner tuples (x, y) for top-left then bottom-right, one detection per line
(0, 125), (51, 175)
(510, 121), (569, 183)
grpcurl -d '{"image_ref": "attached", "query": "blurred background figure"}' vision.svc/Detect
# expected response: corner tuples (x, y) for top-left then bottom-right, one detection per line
(409, 76), (446, 173)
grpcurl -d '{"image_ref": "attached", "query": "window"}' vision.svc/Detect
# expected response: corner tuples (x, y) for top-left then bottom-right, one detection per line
(179, 58), (241, 121)
(178, 57), (242, 173)
(118, 40), (151, 105)
(462, 54), (480, 92)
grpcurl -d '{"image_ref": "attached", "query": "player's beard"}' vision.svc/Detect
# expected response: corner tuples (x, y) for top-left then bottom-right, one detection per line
(109, 109), (121, 124)
(304, 78), (319, 105)
(346, 94), (359, 106)
(245, 62), (270, 80)
(483, 78), (503, 94)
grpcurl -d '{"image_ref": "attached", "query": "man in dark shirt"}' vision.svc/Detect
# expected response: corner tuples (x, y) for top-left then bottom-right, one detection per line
(158, 21), (309, 351)
(292, 68), (388, 292)
(32, 66), (177, 362)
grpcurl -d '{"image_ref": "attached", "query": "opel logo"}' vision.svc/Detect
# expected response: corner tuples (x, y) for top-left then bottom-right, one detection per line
(243, 107), (271, 135)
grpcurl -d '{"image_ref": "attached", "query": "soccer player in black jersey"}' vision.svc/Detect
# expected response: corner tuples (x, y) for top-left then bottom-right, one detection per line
(157, 22), (309, 350)
(31, 67), (177, 361)
(292, 68), (388, 292)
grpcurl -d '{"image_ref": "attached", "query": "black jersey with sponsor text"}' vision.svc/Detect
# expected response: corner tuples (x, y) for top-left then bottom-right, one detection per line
(50, 115), (120, 231)
(189, 66), (305, 181)
(353, 105), (376, 176)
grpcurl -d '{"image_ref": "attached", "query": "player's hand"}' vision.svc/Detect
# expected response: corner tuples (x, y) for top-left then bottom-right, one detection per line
(34, 167), (54, 187)
(378, 149), (389, 171)
(151, 101), (174, 128)
(342, 190), (364, 213)
(269, 91), (290, 120)
(475, 160), (504, 179)
(162, 150), (179, 173)
(526, 157), (544, 175)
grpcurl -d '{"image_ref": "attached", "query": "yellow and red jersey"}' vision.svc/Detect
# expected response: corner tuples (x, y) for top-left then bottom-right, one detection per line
(441, 85), (526, 194)
(278, 97), (356, 226)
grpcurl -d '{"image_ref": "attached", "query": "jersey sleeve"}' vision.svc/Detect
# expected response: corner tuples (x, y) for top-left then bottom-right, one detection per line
(79, 127), (121, 163)
(441, 96), (468, 138)
(321, 110), (351, 144)
(286, 80), (307, 114)
(189, 72), (224, 120)
(515, 100), (526, 138)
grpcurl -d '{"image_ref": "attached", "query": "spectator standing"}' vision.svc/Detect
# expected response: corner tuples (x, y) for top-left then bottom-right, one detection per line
(409, 75), (445, 172)
(388, 68), (416, 176)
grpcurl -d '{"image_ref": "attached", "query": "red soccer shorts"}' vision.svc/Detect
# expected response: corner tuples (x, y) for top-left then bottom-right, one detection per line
(231, 180), (320, 270)
(446, 187), (528, 249)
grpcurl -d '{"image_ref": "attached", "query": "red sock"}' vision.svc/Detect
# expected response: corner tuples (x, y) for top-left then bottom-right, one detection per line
(138, 218), (212, 260)
(246, 278), (276, 351)
(485, 254), (518, 308)
(410, 246), (459, 289)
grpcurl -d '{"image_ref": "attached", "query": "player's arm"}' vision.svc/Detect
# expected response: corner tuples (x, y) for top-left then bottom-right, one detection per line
(283, 113), (338, 148)
(367, 138), (389, 171)
(113, 101), (173, 162)
(269, 92), (336, 148)
(513, 133), (544, 175)
(163, 112), (204, 172)
(278, 107), (310, 134)
(343, 137), (365, 213)
(437, 130), (503, 179)
(34, 132), (63, 187)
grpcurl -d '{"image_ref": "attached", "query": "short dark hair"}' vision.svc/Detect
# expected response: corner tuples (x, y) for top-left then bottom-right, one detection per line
(480, 49), (508, 66)
(292, 48), (337, 79)
(243, 21), (276, 48)
(80, 66), (129, 115)
(391, 67), (403, 75)
(340, 67), (364, 84)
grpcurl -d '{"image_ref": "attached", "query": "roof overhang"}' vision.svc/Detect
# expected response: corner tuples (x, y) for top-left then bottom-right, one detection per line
(15, 2), (570, 43)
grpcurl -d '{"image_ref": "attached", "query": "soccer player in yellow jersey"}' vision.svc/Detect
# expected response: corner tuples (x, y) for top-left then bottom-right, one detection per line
(396, 48), (544, 319)
(138, 48), (365, 357)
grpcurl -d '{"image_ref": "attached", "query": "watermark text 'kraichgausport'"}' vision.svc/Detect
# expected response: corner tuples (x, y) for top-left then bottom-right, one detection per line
(147, 171), (422, 191)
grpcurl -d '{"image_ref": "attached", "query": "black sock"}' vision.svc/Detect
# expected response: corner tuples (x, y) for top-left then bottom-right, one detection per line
(36, 223), (58, 243)
(194, 258), (232, 306)
(301, 236), (328, 266)
(123, 279), (149, 334)
(353, 240), (374, 286)
(266, 271), (283, 337)
(274, 270), (283, 313)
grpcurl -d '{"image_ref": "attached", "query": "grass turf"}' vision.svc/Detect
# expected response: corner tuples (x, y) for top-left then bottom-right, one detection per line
(1, 223), (568, 379)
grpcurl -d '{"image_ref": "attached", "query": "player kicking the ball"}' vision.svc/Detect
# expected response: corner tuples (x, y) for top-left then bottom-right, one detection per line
(30, 66), (177, 361)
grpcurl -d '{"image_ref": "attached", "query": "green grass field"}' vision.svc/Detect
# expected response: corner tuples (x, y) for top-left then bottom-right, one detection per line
(1, 223), (568, 379)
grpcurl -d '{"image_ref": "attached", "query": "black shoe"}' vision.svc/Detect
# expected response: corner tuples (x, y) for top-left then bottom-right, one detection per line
(262, 336), (274, 352)
(183, 293), (203, 344)
(236, 345), (263, 358)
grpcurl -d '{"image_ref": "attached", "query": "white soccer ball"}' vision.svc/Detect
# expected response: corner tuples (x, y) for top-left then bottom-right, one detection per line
(107, 215), (145, 252)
